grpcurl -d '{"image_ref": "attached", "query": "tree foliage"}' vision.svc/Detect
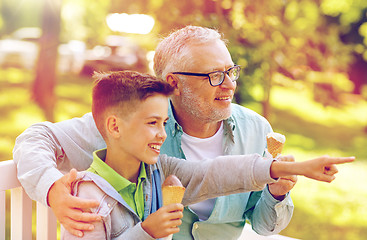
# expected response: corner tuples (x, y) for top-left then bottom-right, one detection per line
(61, 0), (110, 47)
(0, 0), (42, 35)
(110, 0), (367, 116)
(1, 0), (366, 118)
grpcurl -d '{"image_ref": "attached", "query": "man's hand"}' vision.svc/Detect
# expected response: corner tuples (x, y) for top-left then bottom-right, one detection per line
(47, 169), (101, 237)
(268, 155), (298, 200)
(141, 203), (184, 238)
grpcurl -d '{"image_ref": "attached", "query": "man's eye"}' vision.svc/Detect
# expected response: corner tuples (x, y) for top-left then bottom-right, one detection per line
(211, 72), (222, 78)
(148, 121), (157, 125)
(163, 121), (168, 126)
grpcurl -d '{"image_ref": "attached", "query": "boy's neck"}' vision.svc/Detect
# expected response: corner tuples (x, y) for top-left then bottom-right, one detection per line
(104, 147), (141, 184)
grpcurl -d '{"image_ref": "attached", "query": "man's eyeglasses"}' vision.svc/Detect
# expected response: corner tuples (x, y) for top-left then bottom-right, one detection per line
(171, 65), (241, 87)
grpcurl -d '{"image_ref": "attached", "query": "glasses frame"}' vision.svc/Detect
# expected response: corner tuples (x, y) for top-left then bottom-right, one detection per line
(171, 65), (241, 87)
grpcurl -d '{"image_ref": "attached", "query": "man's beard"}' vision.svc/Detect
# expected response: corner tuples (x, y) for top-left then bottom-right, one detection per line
(179, 86), (232, 123)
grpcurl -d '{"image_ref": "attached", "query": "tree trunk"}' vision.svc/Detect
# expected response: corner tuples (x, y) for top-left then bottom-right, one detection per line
(262, 70), (272, 122)
(262, 93), (271, 121)
(32, 0), (62, 122)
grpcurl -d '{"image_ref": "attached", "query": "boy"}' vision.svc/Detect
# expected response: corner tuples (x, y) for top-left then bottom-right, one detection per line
(62, 71), (353, 239)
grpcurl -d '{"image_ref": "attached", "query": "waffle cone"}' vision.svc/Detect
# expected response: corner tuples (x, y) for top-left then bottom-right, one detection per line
(162, 186), (186, 206)
(267, 137), (284, 158)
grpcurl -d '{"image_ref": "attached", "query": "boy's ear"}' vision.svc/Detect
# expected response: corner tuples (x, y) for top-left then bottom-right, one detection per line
(166, 73), (181, 96)
(106, 115), (120, 137)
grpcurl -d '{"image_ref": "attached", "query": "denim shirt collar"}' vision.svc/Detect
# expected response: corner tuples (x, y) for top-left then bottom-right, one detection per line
(167, 100), (184, 137)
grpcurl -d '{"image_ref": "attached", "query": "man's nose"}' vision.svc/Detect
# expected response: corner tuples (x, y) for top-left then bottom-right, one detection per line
(220, 74), (237, 90)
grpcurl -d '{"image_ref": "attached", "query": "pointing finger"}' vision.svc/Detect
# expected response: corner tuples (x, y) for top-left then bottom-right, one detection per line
(328, 156), (355, 165)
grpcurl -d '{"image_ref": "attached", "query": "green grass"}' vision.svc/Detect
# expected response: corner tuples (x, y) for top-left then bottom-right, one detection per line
(278, 147), (367, 240)
(262, 85), (367, 240)
(1, 68), (367, 239)
(269, 85), (367, 159)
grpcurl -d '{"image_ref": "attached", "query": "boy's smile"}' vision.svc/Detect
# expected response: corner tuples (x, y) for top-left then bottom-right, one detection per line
(149, 143), (162, 154)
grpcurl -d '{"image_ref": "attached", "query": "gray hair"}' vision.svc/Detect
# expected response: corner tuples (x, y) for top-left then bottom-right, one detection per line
(153, 26), (227, 81)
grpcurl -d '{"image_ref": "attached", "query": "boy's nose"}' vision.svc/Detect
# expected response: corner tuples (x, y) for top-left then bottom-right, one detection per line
(157, 128), (167, 141)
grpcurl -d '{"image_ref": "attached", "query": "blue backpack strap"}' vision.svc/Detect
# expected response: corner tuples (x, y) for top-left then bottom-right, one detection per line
(150, 169), (163, 213)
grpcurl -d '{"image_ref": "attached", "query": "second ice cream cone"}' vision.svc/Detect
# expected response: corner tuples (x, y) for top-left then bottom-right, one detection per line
(266, 132), (285, 158)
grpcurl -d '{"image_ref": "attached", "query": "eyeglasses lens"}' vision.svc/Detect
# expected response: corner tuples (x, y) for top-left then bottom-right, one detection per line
(209, 66), (240, 86)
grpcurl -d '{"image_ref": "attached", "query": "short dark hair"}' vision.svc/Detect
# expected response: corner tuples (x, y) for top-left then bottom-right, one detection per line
(92, 71), (174, 139)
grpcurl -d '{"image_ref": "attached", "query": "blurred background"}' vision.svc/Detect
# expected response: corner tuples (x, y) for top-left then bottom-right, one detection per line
(0, 0), (366, 239)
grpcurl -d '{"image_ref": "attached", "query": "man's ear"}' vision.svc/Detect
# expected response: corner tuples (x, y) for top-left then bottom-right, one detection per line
(106, 115), (120, 138)
(166, 73), (181, 96)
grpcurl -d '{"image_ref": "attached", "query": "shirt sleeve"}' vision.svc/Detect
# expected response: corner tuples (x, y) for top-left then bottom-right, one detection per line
(13, 123), (65, 206)
(160, 153), (278, 206)
(12, 113), (103, 206)
(245, 186), (294, 235)
(118, 222), (156, 240)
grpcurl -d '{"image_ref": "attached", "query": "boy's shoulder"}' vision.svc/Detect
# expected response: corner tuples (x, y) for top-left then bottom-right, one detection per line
(71, 172), (120, 217)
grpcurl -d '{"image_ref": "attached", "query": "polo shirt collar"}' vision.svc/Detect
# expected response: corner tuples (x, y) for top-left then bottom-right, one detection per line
(91, 149), (147, 192)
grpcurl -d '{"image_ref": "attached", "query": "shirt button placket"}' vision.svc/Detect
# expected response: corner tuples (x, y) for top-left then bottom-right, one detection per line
(193, 223), (199, 230)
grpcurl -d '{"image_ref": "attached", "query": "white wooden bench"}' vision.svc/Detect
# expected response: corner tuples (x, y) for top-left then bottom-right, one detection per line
(0, 160), (57, 240)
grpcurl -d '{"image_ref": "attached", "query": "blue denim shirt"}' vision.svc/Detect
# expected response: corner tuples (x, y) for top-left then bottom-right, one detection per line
(162, 102), (294, 240)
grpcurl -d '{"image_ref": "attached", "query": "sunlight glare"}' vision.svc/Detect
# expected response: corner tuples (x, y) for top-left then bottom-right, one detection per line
(106, 13), (155, 34)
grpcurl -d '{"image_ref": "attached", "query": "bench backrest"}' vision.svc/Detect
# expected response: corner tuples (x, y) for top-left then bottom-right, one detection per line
(0, 160), (57, 240)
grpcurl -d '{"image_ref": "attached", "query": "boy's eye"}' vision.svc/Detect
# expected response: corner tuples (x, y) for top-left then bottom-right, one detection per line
(148, 121), (157, 125)
(163, 121), (168, 126)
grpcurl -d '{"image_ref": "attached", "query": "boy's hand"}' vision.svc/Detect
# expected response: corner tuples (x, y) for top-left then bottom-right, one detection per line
(270, 155), (355, 183)
(47, 169), (101, 237)
(268, 155), (298, 200)
(299, 155), (355, 182)
(141, 203), (184, 238)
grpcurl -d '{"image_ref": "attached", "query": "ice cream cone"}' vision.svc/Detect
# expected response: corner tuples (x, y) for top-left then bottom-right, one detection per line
(161, 175), (185, 240)
(162, 186), (186, 206)
(162, 175), (185, 206)
(266, 132), (285, 158)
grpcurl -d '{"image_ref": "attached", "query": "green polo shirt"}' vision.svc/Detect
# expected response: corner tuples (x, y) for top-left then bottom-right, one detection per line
(87, 148), (146, 220)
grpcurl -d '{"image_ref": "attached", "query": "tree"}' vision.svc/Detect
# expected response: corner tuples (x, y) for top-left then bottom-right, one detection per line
(33, 0), (62, 121)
